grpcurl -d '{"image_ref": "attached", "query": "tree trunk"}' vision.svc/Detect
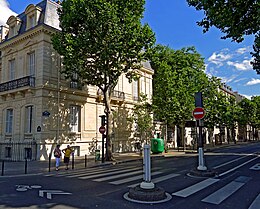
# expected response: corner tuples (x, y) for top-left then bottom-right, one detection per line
(103, 89), (114, 161)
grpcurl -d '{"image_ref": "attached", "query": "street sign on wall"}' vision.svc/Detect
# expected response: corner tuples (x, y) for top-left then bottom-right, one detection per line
(192, 107), (205, 120)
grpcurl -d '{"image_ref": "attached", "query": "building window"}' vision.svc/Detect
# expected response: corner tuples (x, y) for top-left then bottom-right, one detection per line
(133, 79), (139, 101)
(25, 106), (33, 133)
(9, 59), (15, 80)
(5, 147), (12, 158)
(28, 52), (35, 76)
(29, 15), (35, 28)
(69, 105), (81, 132)
(9, 25), (15, 37)
(6, 109), (13, 134)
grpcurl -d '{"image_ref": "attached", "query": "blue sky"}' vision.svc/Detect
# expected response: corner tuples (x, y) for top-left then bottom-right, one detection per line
(1, 0), (259, 98)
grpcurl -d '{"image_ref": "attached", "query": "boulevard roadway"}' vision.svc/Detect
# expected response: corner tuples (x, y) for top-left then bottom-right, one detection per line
(0, 142), (259, 209)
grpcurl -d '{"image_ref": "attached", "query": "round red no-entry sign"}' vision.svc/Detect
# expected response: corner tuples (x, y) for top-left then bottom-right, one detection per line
(192, 107), (205, 120)
(99, 126), (106, 134)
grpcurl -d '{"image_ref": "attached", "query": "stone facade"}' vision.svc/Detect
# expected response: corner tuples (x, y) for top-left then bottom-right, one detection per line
(0, 0), (153, 160)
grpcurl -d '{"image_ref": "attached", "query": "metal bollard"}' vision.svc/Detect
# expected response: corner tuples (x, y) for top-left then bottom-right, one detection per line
(1, 160), (4, 176)
(72, 153), (74, 169)
(85, 154), (87, 168)
(24, 159), (28, 174)
(140, 144), (154, 189)
(143, 144), (151, 182)
(48, 154), (51, 172)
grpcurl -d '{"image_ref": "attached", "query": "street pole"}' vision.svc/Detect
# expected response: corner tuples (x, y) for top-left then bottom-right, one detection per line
(140, 144), (154, 189)
(197, 119), (207, 171)
(102, 133), (105, 163)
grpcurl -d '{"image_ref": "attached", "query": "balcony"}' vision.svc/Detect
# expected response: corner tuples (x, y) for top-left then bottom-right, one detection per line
(69, 81), (83, 90)
(112, 90), (125, 100)
(96, 89), (125, 104)
(0, 76), (35, 93)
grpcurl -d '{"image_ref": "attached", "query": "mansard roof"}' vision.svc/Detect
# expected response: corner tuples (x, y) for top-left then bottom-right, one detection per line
(1, 0), (60, 41)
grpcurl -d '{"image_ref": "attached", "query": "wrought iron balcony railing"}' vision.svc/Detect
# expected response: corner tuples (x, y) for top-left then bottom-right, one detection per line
(0, 76), (35, 92)
(111, 90), (125, 100)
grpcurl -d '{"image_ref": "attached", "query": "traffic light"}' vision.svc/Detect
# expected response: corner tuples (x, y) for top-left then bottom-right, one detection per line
(99, 115), (107, 126)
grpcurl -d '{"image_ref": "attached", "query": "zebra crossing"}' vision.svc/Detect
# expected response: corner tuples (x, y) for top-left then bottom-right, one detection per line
(44, 165), (260, 208)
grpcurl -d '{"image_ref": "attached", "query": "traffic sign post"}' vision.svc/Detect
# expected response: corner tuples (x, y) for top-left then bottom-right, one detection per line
(192, 105), (207, 171)
(99, 125), (106, 163)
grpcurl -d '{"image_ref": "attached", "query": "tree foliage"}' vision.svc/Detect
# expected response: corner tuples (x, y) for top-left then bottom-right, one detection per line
(52, 0), (155, 160)
(128, 93), (153, 144)
(187, 0), (260, 74)
(149, 45), (208, 126)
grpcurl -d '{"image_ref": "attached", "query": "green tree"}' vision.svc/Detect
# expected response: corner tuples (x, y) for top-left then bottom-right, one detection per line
(251, 96), (260, 139)
(149, 45), (208, 147)
(237, 98), (256, 140)
(129, 93), (153, 146)
(52, 0), (155, 160)
(187, 0), (260, 74)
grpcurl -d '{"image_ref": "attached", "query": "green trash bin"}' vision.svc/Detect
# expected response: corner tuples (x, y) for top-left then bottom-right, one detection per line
(95, 150), (100, 161)
(151, 138), (164, 154)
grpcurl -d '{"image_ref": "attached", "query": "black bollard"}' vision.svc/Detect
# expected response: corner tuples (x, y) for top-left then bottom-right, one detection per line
(1, 160), (4, 176)
(85, 154), (87, 168)
(48, 154), (51, 172)
(24, 159), (28, 174)
(72, 154), (74, 169)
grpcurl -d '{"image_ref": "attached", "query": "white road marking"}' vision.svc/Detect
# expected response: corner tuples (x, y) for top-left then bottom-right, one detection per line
(172, 178), (219, 198)
(213, 155), (251, 169)
(248, 193), (260, 209)
(201, 181), (244, 204)
(218, 156), (259, 177)
(110, 171), (162, 185)
(128, 173), (180, 188)
(93, 170), (143, 182)
(250, 163), (260, 171)
(78, 167), (141, 180)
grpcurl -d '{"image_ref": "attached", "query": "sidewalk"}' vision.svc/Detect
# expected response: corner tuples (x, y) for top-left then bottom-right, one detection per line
(0, 150), (187, 177)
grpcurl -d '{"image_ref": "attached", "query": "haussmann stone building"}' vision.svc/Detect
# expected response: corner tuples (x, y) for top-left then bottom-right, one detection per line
(0, 0), (153, 161)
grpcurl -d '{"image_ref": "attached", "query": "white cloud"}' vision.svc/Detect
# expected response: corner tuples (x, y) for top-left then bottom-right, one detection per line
(235, 47), (251, 54)
(0, 0), (17, 25)
(245, 78), (260, 86)
(208, 51), (232, 67)
(233, 77), (247, 83)
(227, 59), (252, 71)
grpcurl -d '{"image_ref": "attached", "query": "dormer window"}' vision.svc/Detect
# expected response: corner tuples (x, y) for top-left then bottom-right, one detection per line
(25, 4), (42, 30)
(6, 16), (22, 39)
(29, 15), (35, 28)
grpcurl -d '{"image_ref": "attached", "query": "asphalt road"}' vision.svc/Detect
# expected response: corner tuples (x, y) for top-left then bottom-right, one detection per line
(0, 142), (260, 209)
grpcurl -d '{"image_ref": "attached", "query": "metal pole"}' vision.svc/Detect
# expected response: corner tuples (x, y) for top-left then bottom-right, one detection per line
(102, 134), (105, 163)
(197, 120), (207, 171)
(72, 153), (74, 169)
(1, 160), (4, 176)
(24, 159), (28, 174)
(48, 153), (51, 172)
(140, 144), (154, 189)
(85, 154), (87, 168)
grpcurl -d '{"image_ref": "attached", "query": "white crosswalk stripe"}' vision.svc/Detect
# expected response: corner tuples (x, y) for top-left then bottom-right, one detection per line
(128, 173), (181, 188)
(110, 171), (162, 185)
(172, 178), (220, 198)
(45, 165), (260, 208)
(201, 176), (251, 205)
(248, 193), (260, 209)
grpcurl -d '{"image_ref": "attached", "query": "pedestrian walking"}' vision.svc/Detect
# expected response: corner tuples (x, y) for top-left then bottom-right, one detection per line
(54, 144), (62, 171)
(62, 145), (74, 170)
